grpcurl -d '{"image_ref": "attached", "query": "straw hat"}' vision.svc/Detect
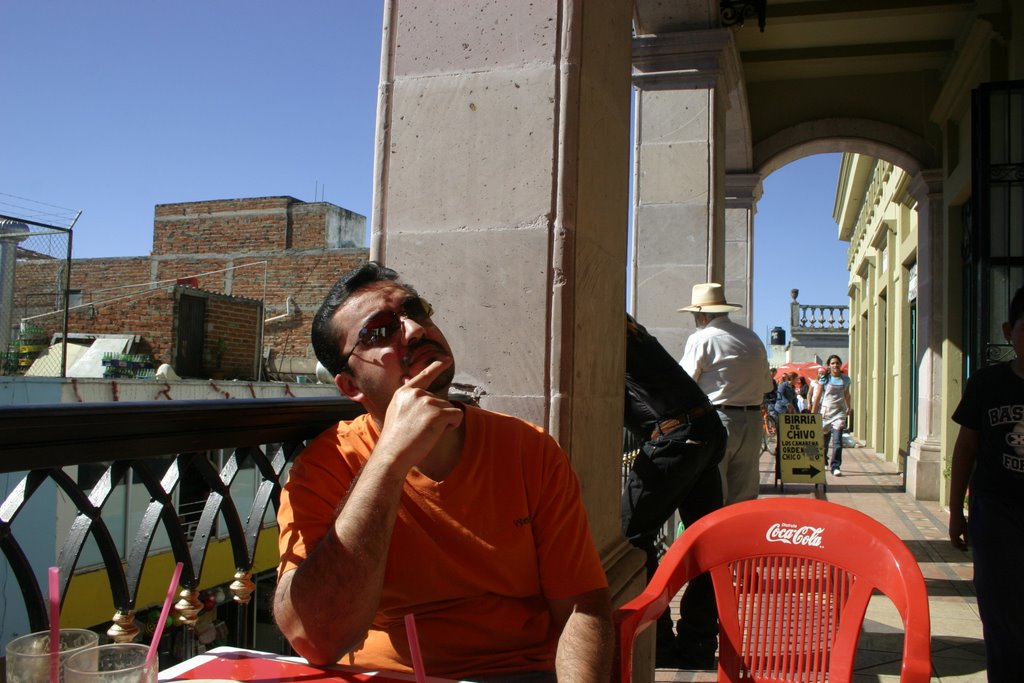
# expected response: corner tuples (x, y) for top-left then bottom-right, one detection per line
(677, 282), (742, 312)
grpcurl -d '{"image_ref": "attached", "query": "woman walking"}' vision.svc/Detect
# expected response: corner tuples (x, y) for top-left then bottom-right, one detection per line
(813, 355), (852, 476)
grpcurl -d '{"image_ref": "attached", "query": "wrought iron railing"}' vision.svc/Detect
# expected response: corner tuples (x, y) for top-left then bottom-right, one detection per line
(0, 397), (363, 657)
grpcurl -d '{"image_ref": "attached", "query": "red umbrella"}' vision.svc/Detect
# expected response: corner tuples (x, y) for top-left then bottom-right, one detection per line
(773, 361), (826, 383)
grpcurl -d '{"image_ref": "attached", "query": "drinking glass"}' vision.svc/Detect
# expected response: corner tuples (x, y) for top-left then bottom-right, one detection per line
(64, 643), (156, 683)
(5, 628), (100, 682)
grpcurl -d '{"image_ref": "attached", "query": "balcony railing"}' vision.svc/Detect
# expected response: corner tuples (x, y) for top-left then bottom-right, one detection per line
(1, 397), (364, 658)
(791, 303), (850, 334)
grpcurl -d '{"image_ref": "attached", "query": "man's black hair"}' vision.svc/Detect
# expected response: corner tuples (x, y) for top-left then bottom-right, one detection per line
(311, 261), (417, 376)
(1010, 286), (1024, 326)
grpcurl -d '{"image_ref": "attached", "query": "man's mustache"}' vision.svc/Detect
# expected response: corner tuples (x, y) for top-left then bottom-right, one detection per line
(402, 339), (447, 366)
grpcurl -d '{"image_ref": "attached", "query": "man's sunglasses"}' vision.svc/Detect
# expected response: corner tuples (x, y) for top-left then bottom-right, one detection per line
(340, 297), (434, 369)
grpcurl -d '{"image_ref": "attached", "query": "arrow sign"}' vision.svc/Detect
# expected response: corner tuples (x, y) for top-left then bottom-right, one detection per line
(778, 413), (826, 484)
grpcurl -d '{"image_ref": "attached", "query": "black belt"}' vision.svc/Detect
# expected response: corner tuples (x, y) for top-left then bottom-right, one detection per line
(651, 403), (715, 440)
(718, 404), (762, 411)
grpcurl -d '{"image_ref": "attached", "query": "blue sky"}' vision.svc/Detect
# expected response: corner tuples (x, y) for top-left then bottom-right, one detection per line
(0, 1), (385, 254)
(1, 2), (850, 346)
(752, 154), (850, 342)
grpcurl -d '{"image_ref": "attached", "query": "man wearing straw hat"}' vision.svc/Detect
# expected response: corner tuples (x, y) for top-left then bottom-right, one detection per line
(679, 282), (773, 505)
(274, 262), (612, 682)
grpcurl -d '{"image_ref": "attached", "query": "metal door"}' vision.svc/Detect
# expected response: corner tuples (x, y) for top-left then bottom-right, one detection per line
(176, 294), (206, 377)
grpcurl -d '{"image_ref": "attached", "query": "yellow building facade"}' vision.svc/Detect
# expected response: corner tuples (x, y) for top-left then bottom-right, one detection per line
(836, 156), (923, 493)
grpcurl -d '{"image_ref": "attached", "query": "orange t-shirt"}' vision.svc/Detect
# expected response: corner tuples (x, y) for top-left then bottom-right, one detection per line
(276, 405), (608, 678)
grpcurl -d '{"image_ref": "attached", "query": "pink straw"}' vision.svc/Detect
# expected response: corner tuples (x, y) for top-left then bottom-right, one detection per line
(404, 613), (427, 683)
(48, 567), (60, 683)
(146, 562), (183, 668)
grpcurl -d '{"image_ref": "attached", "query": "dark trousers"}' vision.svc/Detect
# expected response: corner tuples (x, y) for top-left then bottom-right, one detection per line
(969, 495), (1024, 683)
(823, 424), (844, 469)
(621, 414), (727, 648)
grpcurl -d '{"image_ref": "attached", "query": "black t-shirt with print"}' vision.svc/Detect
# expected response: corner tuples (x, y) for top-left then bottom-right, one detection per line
(952, 362), (1024, 503)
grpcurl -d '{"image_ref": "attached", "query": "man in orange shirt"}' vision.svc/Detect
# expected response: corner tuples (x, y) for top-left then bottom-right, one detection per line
(274, 262), (612, 682)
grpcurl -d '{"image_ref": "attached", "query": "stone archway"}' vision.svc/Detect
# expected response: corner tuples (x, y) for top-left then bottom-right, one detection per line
(751, 124), (943, 501)
(752, 118), (935, 180)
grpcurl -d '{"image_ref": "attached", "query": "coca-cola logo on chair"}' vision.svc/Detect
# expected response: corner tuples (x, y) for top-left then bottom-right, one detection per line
(765, 522), (824, 547)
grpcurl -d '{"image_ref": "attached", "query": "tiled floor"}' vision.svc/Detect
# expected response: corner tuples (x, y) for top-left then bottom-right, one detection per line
(654, 444), (988, 683)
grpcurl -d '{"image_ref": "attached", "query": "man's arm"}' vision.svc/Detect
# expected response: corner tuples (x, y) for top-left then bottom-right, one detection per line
(274, 459), (405, 663)
(549, 588), (614, 683)
(679, 340), (701, 381)
(948, 425), (977, 551)
(274, 360), (463, 664)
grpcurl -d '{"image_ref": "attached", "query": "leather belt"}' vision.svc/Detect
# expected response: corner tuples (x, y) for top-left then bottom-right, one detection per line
(651, 403), (715, 440)
(718, 404), (763, 411)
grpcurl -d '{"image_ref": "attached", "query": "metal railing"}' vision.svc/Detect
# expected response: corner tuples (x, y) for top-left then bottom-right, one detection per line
(1, 397), (363, 657)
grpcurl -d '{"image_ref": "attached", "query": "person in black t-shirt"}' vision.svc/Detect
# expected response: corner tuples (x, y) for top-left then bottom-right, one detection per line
(949, 286), (1024, 683)
(622, 314), (727, 670)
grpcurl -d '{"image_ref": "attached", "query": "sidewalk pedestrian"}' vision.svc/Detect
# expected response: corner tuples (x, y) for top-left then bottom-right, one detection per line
(812, 355), (852, 476)
(679, 283), (773, 505)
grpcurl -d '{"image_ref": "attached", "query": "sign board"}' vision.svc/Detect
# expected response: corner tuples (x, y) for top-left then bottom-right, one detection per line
(777, 412), (826, 484)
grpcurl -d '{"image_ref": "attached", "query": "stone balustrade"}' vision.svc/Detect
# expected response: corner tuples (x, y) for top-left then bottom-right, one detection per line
(791, 303), (850, 333)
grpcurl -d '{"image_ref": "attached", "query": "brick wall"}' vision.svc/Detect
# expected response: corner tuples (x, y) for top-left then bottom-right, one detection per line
(10, 197), (369, 378)
(23, 285), (264, 378)
(184, 288), (262, 379)
(290, 203), (365, 250)
(27, 287), (172, 362)
(11, 258), (62, 321)
(154, 197), (293, 254)
(259, 253), (368, 361)
(15, 257), (153, 326)
(152, 197), (365, 255)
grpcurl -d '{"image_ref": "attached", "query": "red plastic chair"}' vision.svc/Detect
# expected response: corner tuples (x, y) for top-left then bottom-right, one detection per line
(615, 498), (931, 683)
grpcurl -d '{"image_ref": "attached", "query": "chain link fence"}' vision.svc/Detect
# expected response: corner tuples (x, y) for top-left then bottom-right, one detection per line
(1, 201), (76, 376)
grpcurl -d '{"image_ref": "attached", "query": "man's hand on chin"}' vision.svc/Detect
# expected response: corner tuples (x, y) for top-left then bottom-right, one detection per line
(376, 358), (463, 471)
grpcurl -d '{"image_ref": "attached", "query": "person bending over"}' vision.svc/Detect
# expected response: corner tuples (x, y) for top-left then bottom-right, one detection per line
(622, 314), (725, 669)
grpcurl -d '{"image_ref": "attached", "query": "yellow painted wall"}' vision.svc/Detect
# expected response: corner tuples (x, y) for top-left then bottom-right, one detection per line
(841, 157), (919, 466)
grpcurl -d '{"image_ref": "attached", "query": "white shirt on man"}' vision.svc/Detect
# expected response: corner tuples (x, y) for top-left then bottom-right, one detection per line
(680, 315), (773, 406)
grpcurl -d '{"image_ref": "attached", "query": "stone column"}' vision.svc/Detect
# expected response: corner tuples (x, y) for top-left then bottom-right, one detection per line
(906, 169), (944, 500)
(630, 29), (739, 358)
(369, 0), (646, 635)
(725, 174), (762, 327)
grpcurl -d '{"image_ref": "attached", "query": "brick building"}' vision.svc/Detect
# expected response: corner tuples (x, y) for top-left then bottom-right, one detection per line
(12, 196), (368, 379)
